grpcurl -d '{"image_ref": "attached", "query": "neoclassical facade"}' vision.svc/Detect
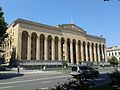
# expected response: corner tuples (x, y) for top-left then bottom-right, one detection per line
(107, 46), (120, 61)
(2, 18), (107, 65)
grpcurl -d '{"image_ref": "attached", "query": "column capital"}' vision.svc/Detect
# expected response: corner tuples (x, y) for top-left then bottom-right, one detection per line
(76, 40), (78, 44)
(64, 38), (67, 43)
(76, 42), (78, 45)
(28, 34), (31, 38)
(101, 45), (103, 48)
(89, 42), (92, 46)
(44, 36), (47, 40)
(37, 36), (40, 40)
(58, 39), (61, 42)
(52, 38), (55, 41)
(80, 42), (83, 45)
(70, 40), (73, 44)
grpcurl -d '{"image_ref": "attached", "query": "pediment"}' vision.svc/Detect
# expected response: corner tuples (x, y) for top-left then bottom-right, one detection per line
(58, 24), (86, 34)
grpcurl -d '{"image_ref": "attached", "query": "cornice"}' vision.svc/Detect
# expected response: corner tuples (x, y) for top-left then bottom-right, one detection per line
(86, 34), (106, 41)
(10, 18), (106, 42)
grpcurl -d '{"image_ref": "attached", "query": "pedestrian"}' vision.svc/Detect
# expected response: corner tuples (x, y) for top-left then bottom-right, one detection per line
(43, 66), (46, 72)
(17, 65), (20, 74)
(64, 65), (66, 71)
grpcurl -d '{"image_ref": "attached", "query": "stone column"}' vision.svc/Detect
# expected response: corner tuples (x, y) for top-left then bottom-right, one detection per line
(94, 45), (96, 62)
(104, 47), (107, 62)
(44, 37), (48, 60)
(58, 39), (61, 61)
(19, 34), (22, 60)
(90, 43), (92, 62)
(65, 40), (68, 61)
(97, 45), (100, 62)
(70, 41), (73, 64)
(85, 43), (88, 61)
(101, 45), (104, 62)
(81, 42), (84, 62)
(76, 41), (79, 64)
(36, 36), (40, 60)
(52, 38), (55, 61)
(27, 35), (31, 60)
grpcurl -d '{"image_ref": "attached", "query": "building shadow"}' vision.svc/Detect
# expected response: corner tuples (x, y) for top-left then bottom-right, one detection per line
(0, 73), (24, 80)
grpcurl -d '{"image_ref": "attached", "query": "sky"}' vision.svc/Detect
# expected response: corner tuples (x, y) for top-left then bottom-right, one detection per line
(0, 0), (120, 47)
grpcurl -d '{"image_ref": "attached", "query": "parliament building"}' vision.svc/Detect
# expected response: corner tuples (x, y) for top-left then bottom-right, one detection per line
(2, 18), (107, 66)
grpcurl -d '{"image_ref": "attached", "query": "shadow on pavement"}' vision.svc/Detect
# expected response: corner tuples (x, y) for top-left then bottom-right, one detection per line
(0, 73), (24, 80)
(93, 73), (112, 86)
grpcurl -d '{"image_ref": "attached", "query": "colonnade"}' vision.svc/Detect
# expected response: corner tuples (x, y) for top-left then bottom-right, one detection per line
(20, 31), (106, 64)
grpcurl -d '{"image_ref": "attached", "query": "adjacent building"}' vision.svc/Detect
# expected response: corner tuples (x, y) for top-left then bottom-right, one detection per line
(107, 46), (120, 61)
(2, 18), (107, 65)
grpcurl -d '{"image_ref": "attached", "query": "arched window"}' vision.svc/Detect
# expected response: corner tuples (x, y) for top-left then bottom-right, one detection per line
(21, 31), (28, 60)
(109, 52), (111, 56)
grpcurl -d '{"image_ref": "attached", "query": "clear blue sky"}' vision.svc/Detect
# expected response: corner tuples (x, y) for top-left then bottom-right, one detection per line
(0, 0), (120, 47)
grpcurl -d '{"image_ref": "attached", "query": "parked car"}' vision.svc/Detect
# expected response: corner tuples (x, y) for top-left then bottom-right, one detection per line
(71, 65), (99, 78)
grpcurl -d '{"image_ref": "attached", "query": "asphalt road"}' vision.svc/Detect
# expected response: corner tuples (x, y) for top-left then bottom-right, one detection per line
(0, 72), (71, 90)
(0, 66), (116, 90)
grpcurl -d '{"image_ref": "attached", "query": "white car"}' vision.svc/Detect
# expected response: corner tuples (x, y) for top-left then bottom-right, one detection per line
(71, 65), (99, 78)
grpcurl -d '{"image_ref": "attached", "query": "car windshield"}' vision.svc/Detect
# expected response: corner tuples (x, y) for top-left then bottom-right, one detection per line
(71, 66), (77, 71)
(79, 66), (88, 70)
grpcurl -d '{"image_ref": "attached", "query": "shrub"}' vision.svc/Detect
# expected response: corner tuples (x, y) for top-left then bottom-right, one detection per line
(108, 56), (118, 69)
(78, 60), (82, 65)
(109, 70), (120, 84)
(50, 79), (95, 90)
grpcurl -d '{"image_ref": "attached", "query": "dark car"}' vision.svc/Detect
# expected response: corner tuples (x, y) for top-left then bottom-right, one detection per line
(71, 65), (99, 78)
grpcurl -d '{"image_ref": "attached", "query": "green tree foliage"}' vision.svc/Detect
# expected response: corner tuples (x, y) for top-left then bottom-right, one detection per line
(108, 56), (118, 68)
(78, 60), (82, 65)
(0, 6), (8, 44)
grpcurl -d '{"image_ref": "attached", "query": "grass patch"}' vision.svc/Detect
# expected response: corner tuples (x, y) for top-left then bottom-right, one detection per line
(57, 68), (71, 74)
(98, 67), (114, 72)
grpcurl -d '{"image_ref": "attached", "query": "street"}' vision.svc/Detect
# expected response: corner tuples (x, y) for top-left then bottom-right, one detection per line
(0, 66), (118, 90)
(0, 72), (71, 90)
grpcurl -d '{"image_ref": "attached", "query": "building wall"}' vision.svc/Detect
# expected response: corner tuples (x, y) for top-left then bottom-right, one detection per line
(3, 18), (107, 65)
(107, 46), (120, 61)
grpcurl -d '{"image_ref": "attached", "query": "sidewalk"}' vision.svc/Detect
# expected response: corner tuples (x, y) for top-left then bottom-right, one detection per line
(0, 68), (62, 75)
(0, 68), (63, 80)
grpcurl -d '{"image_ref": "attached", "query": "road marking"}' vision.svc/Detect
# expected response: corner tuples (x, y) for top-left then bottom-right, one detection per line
(0, 75), (70, 85)
(37, 87), (48, 90)
(42, 80), (51, 84)
(0, 86), (14, 89)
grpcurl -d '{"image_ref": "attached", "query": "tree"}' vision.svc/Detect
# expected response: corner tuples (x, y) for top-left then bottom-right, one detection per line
(78, 60), (82, 65)
(9, 48), (18, 67)
(0, 6), (8, 44)
(108, 56), (118, 69)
